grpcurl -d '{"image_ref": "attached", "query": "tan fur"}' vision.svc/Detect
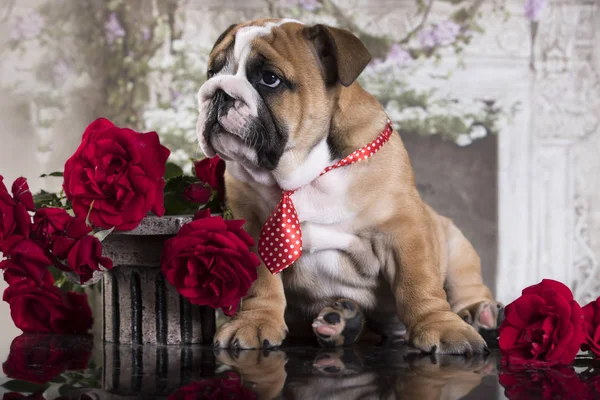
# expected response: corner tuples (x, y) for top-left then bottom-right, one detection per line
(208, 20), (500, 353)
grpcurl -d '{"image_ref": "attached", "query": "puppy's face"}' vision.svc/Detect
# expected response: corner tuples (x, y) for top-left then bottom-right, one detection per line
(196, 19), (371, 180)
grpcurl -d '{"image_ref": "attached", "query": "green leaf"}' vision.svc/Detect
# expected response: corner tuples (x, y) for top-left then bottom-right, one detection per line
(94, 227), (116, 242)
(40, 171), (64, 178)
(1, 379), (49, 393)
(222, 207), (234, 220)
(58, 383), (78, 397)
(48, 266), (65, 282)
(51, 375), (67, 384)
(33, 190), (62, 209)
(164, 162), (184, 181)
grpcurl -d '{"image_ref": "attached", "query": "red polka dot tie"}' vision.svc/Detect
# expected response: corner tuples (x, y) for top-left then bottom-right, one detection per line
(258, 119), (394, 275)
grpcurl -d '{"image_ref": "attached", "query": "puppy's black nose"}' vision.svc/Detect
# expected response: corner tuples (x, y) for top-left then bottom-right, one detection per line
(323, 312), (341, 324)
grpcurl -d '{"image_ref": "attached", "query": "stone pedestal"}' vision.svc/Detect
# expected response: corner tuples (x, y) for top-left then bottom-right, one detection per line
(97, 215), (216, 345)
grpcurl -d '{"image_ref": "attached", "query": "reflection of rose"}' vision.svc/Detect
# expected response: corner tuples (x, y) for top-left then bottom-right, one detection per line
(3, 334), (91, 384)
(498, 279), (585, 366)
(168, 372), (257, 400)
(499, 364), (591, 400)
(161, 211), (259, 316)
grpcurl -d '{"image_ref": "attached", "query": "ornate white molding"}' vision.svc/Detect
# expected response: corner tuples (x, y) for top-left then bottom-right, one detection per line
(497, 0), (600, 304)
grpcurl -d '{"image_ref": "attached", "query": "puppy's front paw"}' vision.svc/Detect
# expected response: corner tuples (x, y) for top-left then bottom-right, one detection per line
(213, 312), (288, 349)
(409, 312), (487, 355)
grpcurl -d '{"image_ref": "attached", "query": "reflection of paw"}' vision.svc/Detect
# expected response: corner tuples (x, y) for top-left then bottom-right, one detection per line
(312, 299), (364, 347)
(458, 301), (505, 331)
(410, 312), (488, 355)
(215, 348), (288, 399)
(213, 312), (287, 349)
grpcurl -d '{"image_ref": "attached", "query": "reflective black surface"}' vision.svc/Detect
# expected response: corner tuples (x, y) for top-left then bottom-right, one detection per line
(0, 334), (599, 399)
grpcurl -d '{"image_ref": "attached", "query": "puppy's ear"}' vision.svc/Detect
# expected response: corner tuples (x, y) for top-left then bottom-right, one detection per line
(211, 23), (237, 52)
(304, 24), (371, 87)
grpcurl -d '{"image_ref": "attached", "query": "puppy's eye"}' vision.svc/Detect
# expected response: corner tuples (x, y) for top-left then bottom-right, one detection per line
(258, 71), (281, 88)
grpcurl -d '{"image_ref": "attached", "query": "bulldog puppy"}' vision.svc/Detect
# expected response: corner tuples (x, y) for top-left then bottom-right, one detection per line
(197, 18), (502, 354)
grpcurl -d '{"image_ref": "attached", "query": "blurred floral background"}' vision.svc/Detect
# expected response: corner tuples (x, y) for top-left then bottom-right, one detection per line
(1, 0), (599, 355)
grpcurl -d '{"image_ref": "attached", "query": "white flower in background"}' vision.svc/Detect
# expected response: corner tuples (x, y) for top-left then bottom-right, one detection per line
(283, 0), (322, 11)
(418, 21), (461, 48)
(455, 133), (472, 147)
(469, 125), (487, 139)
(399, 106), (427, 121)
(9, 12), (45, 41)
(39, 107), (64, 124)
(524, 0), (546, 22)
(52, 59), (71, 84)
(105, 13), (125, 45)
(172, 39), (185, 52)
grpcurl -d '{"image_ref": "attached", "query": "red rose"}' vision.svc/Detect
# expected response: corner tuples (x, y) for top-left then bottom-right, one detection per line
(581, 297), (600, 357)
(183, 183), (212, 204)
(66, 235), (113, 284)
(168, 372), (257, 400)
(63, 118), (170, 231)
(498, 279), (586, 366)
(0, 238), (53, 287)
(11, 177), (35, 211)
(3, 279), (92, 334)
(193, 156), (226, 201)
(3, 334), (91, 384)
(499, 364), (592, 400)
(51, 216), (93, 259)
(0, 176), (33, 252)
(31, 207), (72, 248)
(160, 213), (259, 316)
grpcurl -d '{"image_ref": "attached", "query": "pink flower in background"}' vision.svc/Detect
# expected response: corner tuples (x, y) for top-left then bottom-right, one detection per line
(9, 12), (45, 41)
(105, 13), (125, 45)
(419, 21), (461, 48)
(141, 27), (151, 41)
(525, 0), (546, 22)
(52, 59), (71, 84)
(386, 44), (412, 67)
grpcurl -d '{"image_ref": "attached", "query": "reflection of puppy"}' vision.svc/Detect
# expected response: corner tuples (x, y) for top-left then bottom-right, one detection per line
(312, 299), (364, 347)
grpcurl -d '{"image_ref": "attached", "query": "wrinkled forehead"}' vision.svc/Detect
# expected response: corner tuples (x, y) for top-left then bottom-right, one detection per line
(208, 18), (305, 74)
